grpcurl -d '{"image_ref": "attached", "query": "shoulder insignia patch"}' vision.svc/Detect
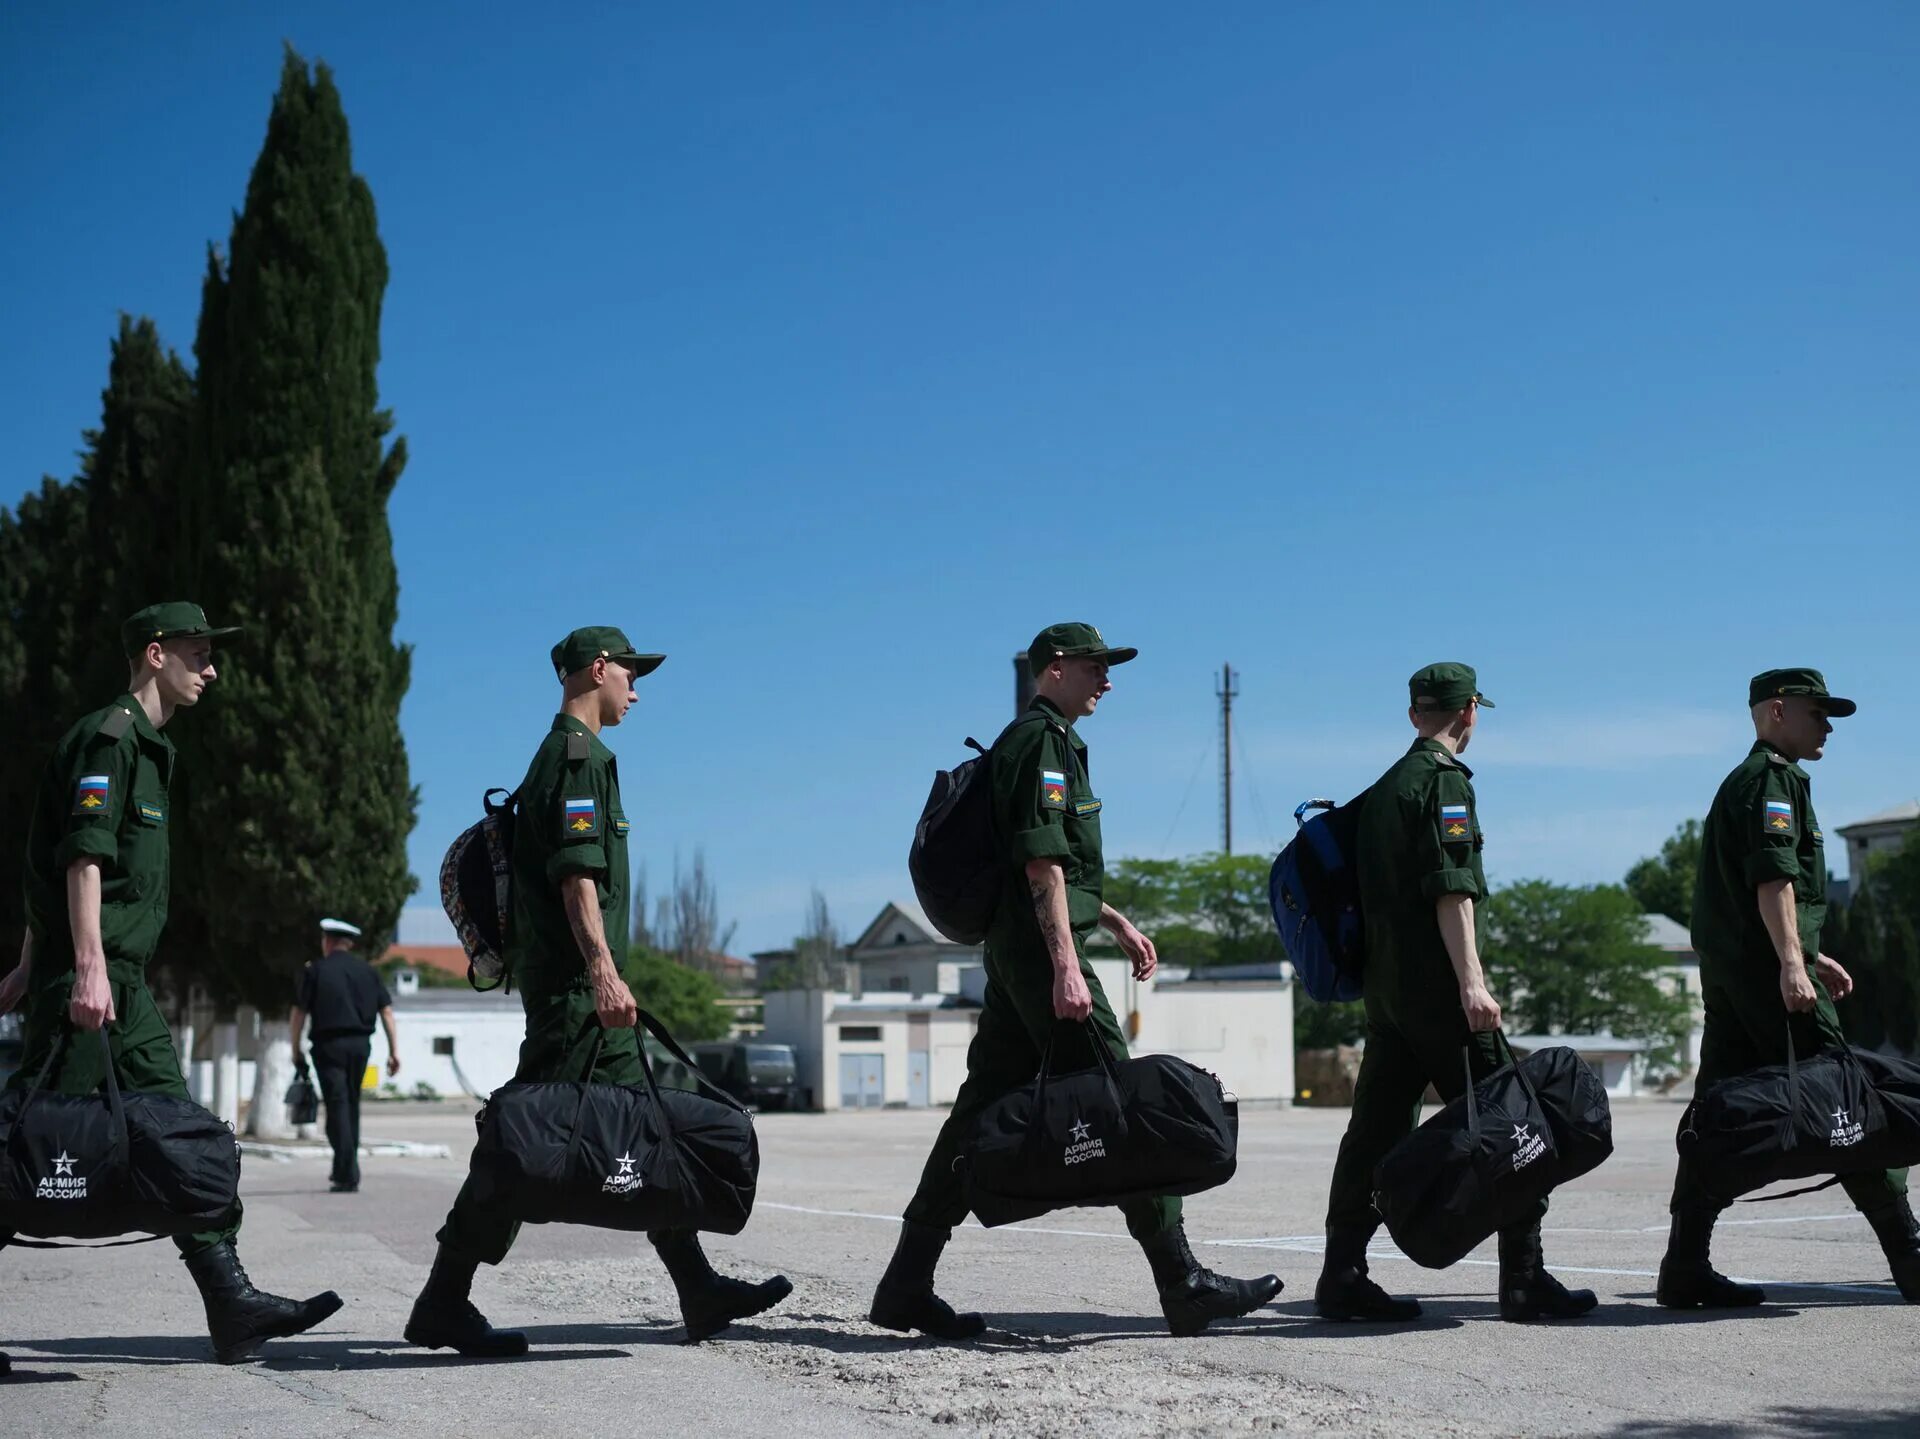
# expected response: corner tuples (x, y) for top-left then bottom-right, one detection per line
(1763, 799), (1795, 835)
(563, 795), (599, 836)
(1439, 801), (1471, 840)
(565, 732), (591, 763)
(73, 774), (111, 815)
(97, 707), (133, 740)
(1041, 769), (1067, 811)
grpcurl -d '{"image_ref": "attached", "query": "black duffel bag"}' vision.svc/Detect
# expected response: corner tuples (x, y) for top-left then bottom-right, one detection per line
(1678, 1030), (1920, 1206)
(0, 1029), (240, 1246)
(963, 1023), (1238, 1228)
(1373, 1034), (1613, 1269)
(467, 1009), (757, 1235)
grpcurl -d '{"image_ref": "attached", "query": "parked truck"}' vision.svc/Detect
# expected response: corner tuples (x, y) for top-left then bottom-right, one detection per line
(688, 1040), (799, 1111)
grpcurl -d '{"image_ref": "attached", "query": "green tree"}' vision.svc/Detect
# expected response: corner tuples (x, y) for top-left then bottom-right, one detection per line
(1106, 853), (1282, 969)
(628, 948), (728, 1041)
(1481, 879), (1693, 1074)
(1624, 819), (1702, 926)
(173, 48), (415, 1009)
(1841, 867), (1888, 1048)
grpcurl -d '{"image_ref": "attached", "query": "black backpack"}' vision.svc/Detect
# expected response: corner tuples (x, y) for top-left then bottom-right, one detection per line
(440, 787), (519, 991)
(908, 735), (998, 945)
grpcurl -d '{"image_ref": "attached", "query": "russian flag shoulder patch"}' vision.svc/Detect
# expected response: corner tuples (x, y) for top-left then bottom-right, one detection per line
(1041, 769), (1067, 811)
(563, 795), (599, 836)
(73, 773), (111, 816)
(1762, 798), (1795, 835)
(1439, 801), (1471, 841)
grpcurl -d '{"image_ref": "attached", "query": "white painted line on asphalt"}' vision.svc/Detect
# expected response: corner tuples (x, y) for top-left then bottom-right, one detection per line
(757, 1202), (1902, 1297)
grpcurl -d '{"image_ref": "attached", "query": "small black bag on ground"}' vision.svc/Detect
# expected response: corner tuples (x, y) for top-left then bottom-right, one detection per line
(963, 1024), (1238, 1228)
(284, 1072), (321, 1127)
(467, 1009), (758, 1235)
(0, 1030), (240, 1244)
(1677, 1032), (1920, 1206)
(908, 736), (997, 945)
(1373, 1035), (1613, 1269)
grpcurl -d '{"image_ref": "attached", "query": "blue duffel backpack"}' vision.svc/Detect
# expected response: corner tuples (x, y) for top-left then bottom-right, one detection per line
(1268, 792), (1370, 1003)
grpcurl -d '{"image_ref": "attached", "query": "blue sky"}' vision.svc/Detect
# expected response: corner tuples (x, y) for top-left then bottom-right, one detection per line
(5, 4), (1917, 955)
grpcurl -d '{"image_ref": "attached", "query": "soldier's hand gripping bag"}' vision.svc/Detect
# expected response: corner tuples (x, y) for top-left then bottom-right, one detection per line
(467, 1010), (758, 1235)
(0, 1030), (240, 1243)
(1372, 1036), (1612, 1269)
(963, 1024), (1238, 1227)
(1677, 1029), (1920, 1205)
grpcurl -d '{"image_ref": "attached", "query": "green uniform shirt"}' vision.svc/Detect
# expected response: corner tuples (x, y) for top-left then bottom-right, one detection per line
(985, 696), (1105, 977)
(23, 695), (176, 982)
(1690, 740), (1826, 973)
(507, 713), (632, 995)
(1355, 737), (1487, 1005)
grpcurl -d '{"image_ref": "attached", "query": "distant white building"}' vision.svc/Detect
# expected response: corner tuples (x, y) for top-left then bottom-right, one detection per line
(760, 901), (1295, 1111)
(1837, 802), (1919, 888)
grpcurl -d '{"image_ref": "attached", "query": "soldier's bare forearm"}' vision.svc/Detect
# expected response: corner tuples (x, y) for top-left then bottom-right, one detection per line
(65, 858), (107, 971)
(1024, 858), (1077, 975)
(1435, 894), (1486, 990)
(1757, 878), (1802, 969)
(561, 873), (615, 971)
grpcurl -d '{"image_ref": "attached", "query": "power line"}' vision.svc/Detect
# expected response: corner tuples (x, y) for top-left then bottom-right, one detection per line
(1159, 734), (1215, 855)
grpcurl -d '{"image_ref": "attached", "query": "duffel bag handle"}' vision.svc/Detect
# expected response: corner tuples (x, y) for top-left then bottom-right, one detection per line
(1460, 1029), (1540, 1148)
(1030, 1021), (1130, 1141)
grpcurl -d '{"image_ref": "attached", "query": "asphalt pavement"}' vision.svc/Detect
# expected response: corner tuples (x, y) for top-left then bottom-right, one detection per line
(3, 1102), (1915, 1437)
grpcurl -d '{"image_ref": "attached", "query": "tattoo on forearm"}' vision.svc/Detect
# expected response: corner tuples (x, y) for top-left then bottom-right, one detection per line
(1030, 874), (1065, 955)
(567, 898), (607, 966)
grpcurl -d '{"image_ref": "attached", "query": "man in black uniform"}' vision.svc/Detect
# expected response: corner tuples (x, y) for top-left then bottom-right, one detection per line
(289, 917), (401, 1193)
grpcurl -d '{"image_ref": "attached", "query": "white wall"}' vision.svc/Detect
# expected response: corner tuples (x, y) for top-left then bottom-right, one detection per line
(388, 1000), (528, 1099)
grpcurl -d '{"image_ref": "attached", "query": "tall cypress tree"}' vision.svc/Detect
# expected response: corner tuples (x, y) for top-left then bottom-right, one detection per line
(179, 47), (415, 1008)
(0, 317), (192, 954)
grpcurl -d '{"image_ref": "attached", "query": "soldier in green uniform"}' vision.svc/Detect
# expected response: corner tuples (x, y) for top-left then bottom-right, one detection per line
(1657, 669), (1919, 1307)
(869, 623), (1281, 1340)
(405, 627), (791, 1356)
(0, 603), (343, 1364)
(1314, 663), (1597, 1324)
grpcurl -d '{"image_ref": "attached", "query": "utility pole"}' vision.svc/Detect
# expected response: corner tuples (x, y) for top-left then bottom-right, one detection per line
(1216, 662), (1238, 854)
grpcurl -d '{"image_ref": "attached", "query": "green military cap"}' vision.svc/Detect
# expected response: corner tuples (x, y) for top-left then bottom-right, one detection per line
(550, 626), (666, 681)
(1026, 621), (1138, 675)
(1409, 661), (1494, 710)
(1748, 667), (1855, 718)
(121, 601), (241, 657)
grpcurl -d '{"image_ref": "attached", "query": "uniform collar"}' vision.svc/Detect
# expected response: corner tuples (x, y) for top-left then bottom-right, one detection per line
(1751, 738), (1807, 779)
(110, 693), (171, 749)
(551, 711), (615, 762)
(1410, 735), (1471, 777)
(1029, 694), (1086, 748)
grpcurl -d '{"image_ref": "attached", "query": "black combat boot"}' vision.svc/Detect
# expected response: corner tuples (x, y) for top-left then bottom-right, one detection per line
(649, 1229), (793, 1341)
(1863, 1199), (1920, 1302)
(1655, 1208), (1765, 1310)
(181, 1240), (343, 1364)
(1496, 1224), (1597, 1321)
(403, 1245), (529, 1358)
(868, 1220), (986, 1340)
(1140, 1222), (1282, 1336)
(1314, 1225), (1421, 1322)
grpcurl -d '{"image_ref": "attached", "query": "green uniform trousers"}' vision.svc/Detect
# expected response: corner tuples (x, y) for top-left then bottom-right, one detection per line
(1671, 964), (1908, 1213)
(1325, 1002), (1544, 1238)
(901, 957), (1181, 1244)
(436, 985), (647, 1265)
(5, 970), (240, 1256)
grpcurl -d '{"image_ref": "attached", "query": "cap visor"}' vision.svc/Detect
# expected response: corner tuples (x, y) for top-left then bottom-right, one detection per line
(616, 653), (666, 678)
(203, 625), (243, 639)
(1475, 694), (1495, 708)
(1821, 696), (1857, 717)
(1097, 647), (1139, 666)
